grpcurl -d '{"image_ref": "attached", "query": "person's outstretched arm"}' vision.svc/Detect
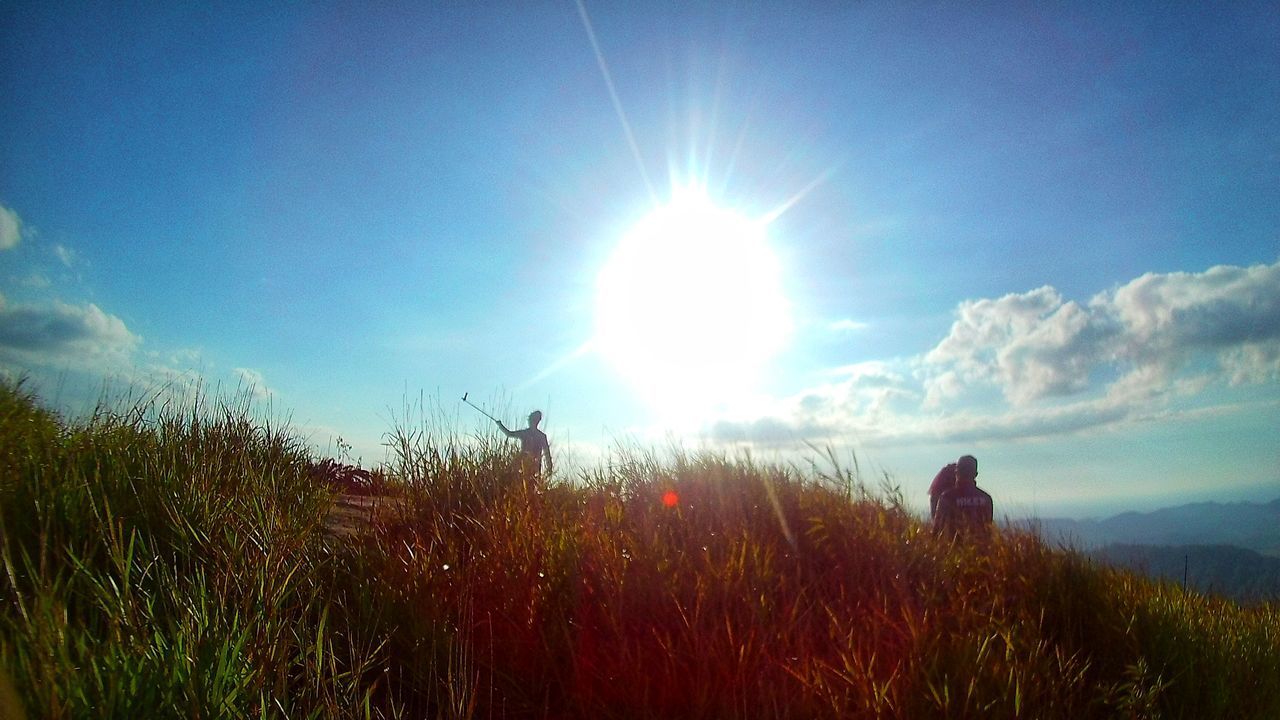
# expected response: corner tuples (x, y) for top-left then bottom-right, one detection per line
(496, 420), (516, 438)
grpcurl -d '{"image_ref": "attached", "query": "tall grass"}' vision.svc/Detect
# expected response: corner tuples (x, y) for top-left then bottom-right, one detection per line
(0, 381), (386, 718)
(2, 380), (1277, 718)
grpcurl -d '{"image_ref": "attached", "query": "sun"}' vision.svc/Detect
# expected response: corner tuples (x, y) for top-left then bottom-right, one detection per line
(594, 188), (791, 422)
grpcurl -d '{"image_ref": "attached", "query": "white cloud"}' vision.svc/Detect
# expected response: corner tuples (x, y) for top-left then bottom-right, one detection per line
(1103, 263), (1280, 391)
(1220, 342), (1280, 386)
(725, 403), (1106, 446)
(923, 261), (1280, 406)
(710, 361), (921, 446)
(53, 244), (77, 267)
(704, 260), (1280, 449)
(0, 295), (140, 370)
(20, 273), (51, 289)
(0, 205), (21, 250)
(827, 318), (869, 332)
(923, 286), (1112, 405)
(233, 367), (274, 399)
(0, 293), (279, 424)
(709, 415), (836, 446)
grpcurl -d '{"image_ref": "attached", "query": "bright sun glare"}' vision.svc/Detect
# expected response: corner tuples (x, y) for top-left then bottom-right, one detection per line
(595, 189), (791, 422)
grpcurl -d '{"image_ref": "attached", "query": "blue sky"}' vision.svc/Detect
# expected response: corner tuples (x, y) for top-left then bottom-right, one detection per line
(2, 2), (1277, 518)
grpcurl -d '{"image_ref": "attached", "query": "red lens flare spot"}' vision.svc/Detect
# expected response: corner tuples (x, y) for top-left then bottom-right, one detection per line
(662, 490), (679, 508)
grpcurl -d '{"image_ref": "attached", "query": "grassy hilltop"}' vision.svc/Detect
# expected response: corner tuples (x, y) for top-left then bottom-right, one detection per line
(1, 381), (1277, 719)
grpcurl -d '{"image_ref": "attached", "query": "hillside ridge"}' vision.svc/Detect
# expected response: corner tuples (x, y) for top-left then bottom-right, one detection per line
(1022, 496), (1280, 556)
(2, 382), (1277, 719)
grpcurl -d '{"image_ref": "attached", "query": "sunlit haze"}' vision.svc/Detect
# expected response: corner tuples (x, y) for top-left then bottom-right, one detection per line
(1, 2), (1277, 519)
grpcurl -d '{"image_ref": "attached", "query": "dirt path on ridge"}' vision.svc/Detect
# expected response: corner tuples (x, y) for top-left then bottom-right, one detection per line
(323, 492), (408, 539)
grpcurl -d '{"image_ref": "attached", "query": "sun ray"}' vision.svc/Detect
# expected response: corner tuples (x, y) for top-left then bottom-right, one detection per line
(517, 339), (596, 392)
(761, 163), (841, 225)
(574, 0), (657, 204)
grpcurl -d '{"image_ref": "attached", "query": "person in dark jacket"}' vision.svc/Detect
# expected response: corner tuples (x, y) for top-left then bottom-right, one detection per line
(934, 454), (993, 534)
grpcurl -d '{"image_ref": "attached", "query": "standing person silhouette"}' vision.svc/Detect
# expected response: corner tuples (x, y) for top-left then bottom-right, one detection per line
(934, 454), (993, 535)
(497, 410), (553, 477)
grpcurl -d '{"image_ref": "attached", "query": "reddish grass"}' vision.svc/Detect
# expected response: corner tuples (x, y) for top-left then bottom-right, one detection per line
(349, 447), (1278, 719)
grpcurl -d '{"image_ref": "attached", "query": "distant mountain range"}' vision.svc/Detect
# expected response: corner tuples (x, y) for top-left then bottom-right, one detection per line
(1014, 498), (1280, 557)
(1008, 498), (1280, 603)
(1091, 544), (1280, 604)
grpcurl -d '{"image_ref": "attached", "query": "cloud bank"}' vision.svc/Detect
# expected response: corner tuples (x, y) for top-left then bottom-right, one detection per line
(711, 261), (1280, 447)
(926, 262), (1280, 406)
(0, 293), (139, 370)
(0, 293), (273, 413)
